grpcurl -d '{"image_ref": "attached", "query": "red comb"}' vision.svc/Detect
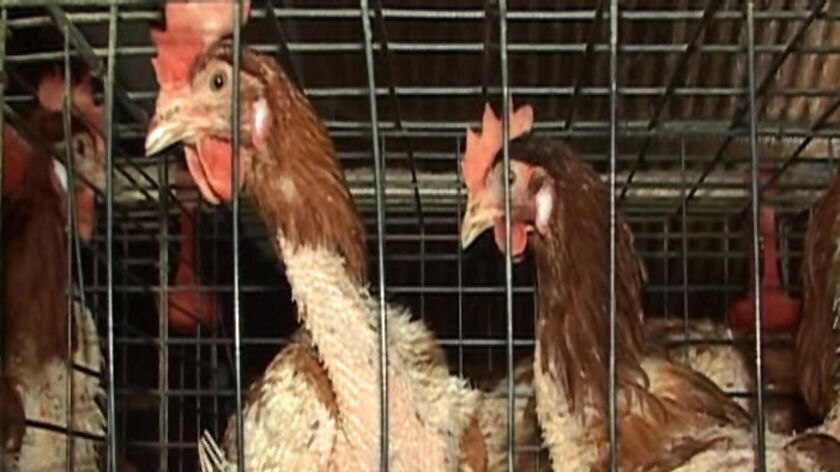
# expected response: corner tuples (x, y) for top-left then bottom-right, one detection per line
(151, 29), (206, 91)
(3, 124), (32, 195)
(462, 100), (534, 193)
(151, 0), (252, 91)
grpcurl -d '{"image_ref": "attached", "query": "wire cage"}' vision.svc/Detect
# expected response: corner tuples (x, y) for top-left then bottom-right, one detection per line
(0, 1), (838, 471)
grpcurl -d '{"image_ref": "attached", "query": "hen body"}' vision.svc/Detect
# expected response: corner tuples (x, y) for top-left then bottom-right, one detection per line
(462, 131), (840, 471)
(476, 358), (549, 472)
(796, 162), (840, 442)
(1, 129), (104, 471)
(646, 317), (808, 434)
(3, 301), (104, 472)
(146, 39), (484, 471)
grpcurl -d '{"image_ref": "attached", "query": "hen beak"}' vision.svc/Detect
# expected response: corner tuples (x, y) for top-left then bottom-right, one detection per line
(145, 119), (190, 157)
(145, 98), (193, 156)
(461, 191), (499, 249)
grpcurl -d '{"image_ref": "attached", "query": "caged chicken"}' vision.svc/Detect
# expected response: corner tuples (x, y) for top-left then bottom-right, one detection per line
(647, 203), (810, 436)
(1, 69), (106, 471)
(459, 101), (840, 471)
(796, 163), (840, 441)
(144, 1), (485, 470)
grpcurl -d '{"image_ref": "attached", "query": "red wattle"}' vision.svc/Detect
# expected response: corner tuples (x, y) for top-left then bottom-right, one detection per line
(494, 220), (528, 259)
(75, 188), (95, 242)
(167, 211), (219, 332)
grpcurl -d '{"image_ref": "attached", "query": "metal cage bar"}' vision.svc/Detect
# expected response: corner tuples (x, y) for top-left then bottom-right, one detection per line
(608, 1), (620, 469)
(746, 3), (767, 469)
(496, 1), (517, 469)
(230, 1), (245, 471)
(360, 0), (390, 468)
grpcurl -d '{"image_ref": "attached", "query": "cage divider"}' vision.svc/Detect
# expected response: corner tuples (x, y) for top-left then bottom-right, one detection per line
(746, 2), (768, 469)
(608, 1), (620, 470)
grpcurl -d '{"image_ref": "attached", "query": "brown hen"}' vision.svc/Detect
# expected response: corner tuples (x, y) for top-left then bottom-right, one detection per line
(460, 102), (840, 471)
(145, 24), (484, 472)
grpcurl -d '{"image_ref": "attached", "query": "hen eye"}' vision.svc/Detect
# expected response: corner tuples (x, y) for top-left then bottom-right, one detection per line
(211, 72), (226, 91)
(73, 135), (88, 157)
(508, 170), (516, 185)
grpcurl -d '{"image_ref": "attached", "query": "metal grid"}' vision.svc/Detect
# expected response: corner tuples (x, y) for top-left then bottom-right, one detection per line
(0, 1), (838, 471)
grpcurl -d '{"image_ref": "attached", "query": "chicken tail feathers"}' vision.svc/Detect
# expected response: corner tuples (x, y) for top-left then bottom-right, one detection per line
(198, 430), (230, 472)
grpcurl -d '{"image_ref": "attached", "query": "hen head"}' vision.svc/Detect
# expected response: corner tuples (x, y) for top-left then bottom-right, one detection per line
(33, 68), (106, 241)
(146, 0), (262, 204)
(459, 101), (553, 261)
(145, 41), (270, 204)
(461, 154), (555, 262)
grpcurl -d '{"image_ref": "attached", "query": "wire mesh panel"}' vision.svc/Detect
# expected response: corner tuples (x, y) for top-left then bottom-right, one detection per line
(0, 1), (839, 471)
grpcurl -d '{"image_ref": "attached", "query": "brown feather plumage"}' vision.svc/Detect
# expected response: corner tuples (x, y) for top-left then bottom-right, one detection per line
(459, 416), (488, 472)
(185, 40), (484, 469)
(796, 169), (840, 418)
(645, 317), (811, 434)
(3, 103), (98, 376)
(190, 43), (368, 285)
(785, 432), (840, 470)
(3, 150), (70, 369)
(494, 136), (752, 470)
(244, 336), (338, 420)
(513, 138), (646, 415)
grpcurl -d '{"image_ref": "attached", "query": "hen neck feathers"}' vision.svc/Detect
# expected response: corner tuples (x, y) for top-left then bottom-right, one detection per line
(529, 151), (646, 416)
(245, 56), (367, 285)
(3, 154), (71, 368)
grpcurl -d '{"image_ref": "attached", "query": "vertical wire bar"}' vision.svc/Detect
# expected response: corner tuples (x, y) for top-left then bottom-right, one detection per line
(662, 221), (669, 315)
(211, 210), (220, 438)
(532, 272), (540, 468)
(746, 3), (767, 468)
(724, 219), (730, 321)
(456, 136), (464, 375)
(157, 156), (169, 471)
(104, 5), (118, 471)
(607, 1), (619, 470)
(497, 1), (516, 469)
(369, 0), (426, 321)
(0, 12), (5, 412)
(359, 1), (390, 467)
(119, 227), (128, 460)
(680, 139), (689, 330)
(230, 1), (245, 471)
(178, 347), (185, 471)
(192, 208), (205, 456)
(193, 234), (202, 472)
(780, 221), (790, 292)
(420, 169), (426, 319)
(61, 26), (77, 471)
